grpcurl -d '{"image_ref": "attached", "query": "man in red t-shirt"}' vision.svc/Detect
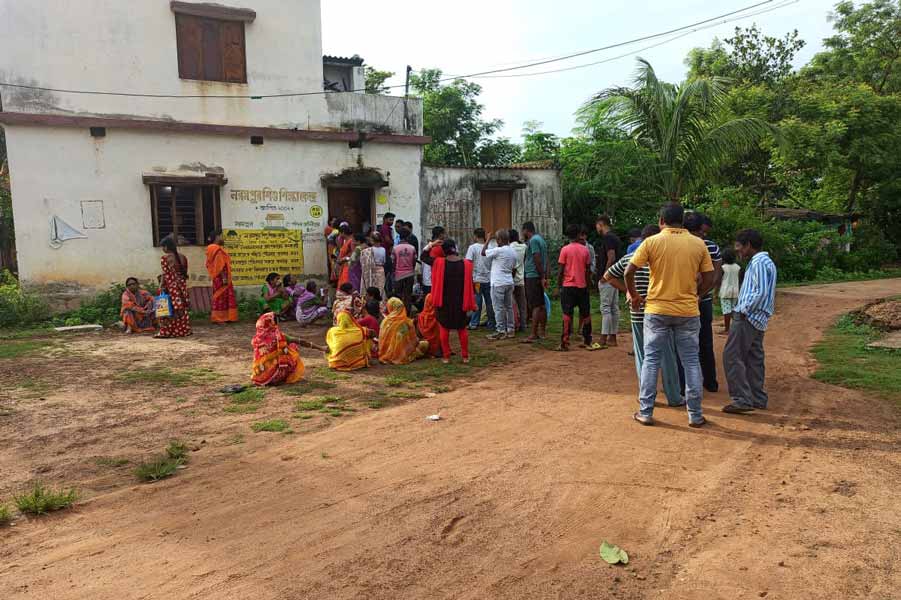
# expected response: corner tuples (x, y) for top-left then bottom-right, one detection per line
(557, 224), (593, 351)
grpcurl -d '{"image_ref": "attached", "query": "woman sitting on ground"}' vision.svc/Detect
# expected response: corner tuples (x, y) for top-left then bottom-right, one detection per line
(157, 236), (192, 338)
(378, 297), (429, 365)
(421, 238), (477, 364)
(251, 312), (305, 386)
(416, 293), (443, 358)
(259, 272), (293, 320)
(332, 282), (363, 322)
(357, 300), (382, 358)
(120, 277), (156, 334)
(326, 310), (373, 371)
(291, 279), (329, 326)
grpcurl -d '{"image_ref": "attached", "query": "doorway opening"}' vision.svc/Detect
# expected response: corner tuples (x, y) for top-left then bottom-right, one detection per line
(328, 187), (373, 234)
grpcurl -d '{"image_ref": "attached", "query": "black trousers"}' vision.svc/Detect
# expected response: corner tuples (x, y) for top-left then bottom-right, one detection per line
(677, 300), (719, 392)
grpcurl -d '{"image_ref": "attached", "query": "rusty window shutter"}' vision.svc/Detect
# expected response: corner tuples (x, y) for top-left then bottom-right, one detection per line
(175, 14), (203, 80)
(221, 21), (247, 83)
(200, 18), (223, 81)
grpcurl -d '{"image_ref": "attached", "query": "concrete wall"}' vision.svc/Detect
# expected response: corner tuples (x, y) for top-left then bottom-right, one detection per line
(5, 125), (422, 294)
(420, 167), (562, 246)
(0, 0), (420, 134)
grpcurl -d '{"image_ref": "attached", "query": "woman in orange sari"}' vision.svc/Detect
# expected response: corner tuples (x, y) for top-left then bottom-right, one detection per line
(120, 277), (156, 334)
(205, 231), (238, 323)
(416, 293), (442, 357)
(335, 223), (354, 288)
(251, 312), (304, 386)
(379, 297), (429, 365)
(157, 236), (192, 338)
(326, 310), (373, 371)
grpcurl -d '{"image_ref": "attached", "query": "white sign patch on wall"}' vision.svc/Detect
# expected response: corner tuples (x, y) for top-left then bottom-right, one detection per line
(81, 200), (105, 229)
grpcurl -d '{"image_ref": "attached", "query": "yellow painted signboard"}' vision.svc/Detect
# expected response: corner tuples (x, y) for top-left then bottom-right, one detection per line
(224, 229), (303, 286)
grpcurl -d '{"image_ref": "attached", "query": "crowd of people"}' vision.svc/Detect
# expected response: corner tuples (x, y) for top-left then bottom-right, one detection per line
(120, 202), (778, 426)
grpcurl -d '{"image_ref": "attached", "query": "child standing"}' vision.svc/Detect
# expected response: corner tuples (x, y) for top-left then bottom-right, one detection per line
(719, 248), (741, 334)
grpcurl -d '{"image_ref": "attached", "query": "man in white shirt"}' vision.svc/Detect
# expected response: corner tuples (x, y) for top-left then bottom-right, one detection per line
(482, 228), (518, 339)
(509, 229), (528, 332)
(465, 228), (495, 330)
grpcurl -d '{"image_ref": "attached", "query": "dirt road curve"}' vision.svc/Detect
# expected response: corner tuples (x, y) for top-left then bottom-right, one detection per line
(3, 280), (900, 600)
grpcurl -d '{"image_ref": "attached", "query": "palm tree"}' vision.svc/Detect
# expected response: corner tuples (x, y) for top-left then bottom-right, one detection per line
(579, 59), (777, 202)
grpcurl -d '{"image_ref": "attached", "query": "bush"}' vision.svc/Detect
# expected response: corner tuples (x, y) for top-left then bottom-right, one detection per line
(14, 483), (78, 515)
(0, 270), (50, 327)
(56, 282), (127, 326)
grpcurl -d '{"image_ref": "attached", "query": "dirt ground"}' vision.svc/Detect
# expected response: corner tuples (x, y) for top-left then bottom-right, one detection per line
(2, 279), (900, 600)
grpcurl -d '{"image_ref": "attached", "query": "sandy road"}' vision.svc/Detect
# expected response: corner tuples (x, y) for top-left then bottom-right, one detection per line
(2, 280), (900, 600)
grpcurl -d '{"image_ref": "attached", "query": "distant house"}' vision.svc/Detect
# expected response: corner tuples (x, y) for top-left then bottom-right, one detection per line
(0, 0), (560, 298)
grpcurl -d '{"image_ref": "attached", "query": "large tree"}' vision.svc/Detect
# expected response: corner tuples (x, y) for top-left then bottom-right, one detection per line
(581, 59), (776, 202)
(410, 68), (503, 166)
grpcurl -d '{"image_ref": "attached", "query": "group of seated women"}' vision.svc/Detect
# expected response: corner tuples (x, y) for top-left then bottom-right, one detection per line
(259, 272), (330, 326)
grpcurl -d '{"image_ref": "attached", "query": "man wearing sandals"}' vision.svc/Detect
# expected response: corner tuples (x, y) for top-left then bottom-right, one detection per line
(625, 203), (715, 428)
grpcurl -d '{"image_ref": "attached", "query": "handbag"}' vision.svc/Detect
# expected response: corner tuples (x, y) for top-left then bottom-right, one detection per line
(154, 292), (174, 319)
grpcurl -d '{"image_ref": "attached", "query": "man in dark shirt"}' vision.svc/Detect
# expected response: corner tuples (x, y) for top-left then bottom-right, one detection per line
(685, 212), (723, 392)
(595, 215), (622, 347)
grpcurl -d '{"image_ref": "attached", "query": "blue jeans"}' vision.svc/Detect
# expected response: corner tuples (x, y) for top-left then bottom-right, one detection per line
(470, 282), (495, 329)
(639, 314), (704, 423)
(632, 321), (682, 406)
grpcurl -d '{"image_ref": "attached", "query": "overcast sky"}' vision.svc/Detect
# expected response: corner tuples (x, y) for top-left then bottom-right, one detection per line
(322, 0), (839, 141)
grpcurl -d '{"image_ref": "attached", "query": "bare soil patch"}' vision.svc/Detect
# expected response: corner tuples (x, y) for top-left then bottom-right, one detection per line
(2, 280), (900, 600)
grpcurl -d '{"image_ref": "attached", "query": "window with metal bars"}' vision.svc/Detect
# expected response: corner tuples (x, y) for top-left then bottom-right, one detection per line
(150, 185), (221, 246)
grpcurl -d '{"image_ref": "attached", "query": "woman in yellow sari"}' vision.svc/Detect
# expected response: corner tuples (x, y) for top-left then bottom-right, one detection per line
(326, 311), (373, 371)
(379, 297), (429, 365)
(206, 231), (239, 323)
(251, 312), (304, 386)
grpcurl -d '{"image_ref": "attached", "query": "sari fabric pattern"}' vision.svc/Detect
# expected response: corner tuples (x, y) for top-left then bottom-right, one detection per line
(251, 312), (304, 386)
(360, 246), (386, 294)
(205, 244), (238, 323)
(378, 297), (426, 365)
(326, 311), (372, 371)
(120, 288), (156, 333)
(158, 254), (192, 338)
(337, 236), (354, 288)
(332, 289), (363, 323)
(417, 294), (442, 356)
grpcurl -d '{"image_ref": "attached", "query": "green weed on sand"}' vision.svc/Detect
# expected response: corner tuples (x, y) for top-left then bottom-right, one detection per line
(251, 419), (292, 433)
(14, 484), (78, 515)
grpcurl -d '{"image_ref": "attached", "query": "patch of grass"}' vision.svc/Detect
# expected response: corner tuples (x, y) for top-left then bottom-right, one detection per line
(283, 379), (337, 395)
(434, 385), (452, 393)
(312, 366), (350, 381)
(294, 398), (325, 412)
(165, 440), (189, 461)
(294, 414), (315, 420)
(117, 367), (220, 387)
(95, 457), (130, 468)
(0, 326), (54, 340)
(134, 456), (183, 482)
(251, 419), (291, 433)
(15, 379), (53, 399)
(326, 409), (345, 417)
(387, 389), (422, 400)
(224, 388), (266, 414)
(14, 484), (78, 515)
(367, 400), (384, 409)
(812, 314), (901, 403)
(0, 340), (45, 359)
(0, 504), (11, 525)
(384, 374), (414, 386)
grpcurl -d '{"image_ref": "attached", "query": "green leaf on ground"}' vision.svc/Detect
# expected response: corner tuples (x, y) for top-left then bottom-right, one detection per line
(600, 541), (629, 564)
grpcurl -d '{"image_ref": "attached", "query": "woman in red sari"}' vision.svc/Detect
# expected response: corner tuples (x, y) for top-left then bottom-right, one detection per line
(251, 312), (304, 386)
(416, 293), (442, 357)
(205, 231), (238, 323)
(157, 236), (192, 338)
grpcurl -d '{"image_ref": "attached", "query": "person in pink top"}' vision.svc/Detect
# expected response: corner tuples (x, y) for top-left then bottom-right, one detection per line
(557, 224), (593, 351)
(391, 229), (417, 314)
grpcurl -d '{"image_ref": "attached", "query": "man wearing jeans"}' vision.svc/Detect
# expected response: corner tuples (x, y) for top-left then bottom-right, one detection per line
(595, 215), (621, 347)
(465, 228), (494, 330)
(625, 203), (714, 428)
(722, 229), (777, 415)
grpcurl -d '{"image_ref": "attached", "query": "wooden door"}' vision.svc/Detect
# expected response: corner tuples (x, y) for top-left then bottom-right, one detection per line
(480, 189), (512, 236)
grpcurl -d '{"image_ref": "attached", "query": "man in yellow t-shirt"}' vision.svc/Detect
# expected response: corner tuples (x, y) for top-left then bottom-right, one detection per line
(624, 203), (715, 428)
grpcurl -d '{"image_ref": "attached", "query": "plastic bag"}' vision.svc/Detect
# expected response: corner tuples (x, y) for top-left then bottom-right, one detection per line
(155, 292), (174, 319)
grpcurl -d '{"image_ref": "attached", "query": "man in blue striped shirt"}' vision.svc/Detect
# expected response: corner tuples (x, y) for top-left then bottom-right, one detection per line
(723, 229), (777, 414)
